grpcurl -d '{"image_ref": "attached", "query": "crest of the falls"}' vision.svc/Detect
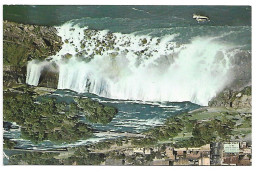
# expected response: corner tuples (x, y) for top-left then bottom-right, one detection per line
(26, 23), (239, 106)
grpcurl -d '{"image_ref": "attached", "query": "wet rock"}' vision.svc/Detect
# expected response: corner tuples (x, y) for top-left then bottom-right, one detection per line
(81, 43), (85, 49)
(123, 49), (129, 54)
(110, 52), (119, 58)
(156, 39), (161, 45)
(38, 69), (59, 88)
(141, 38), (147, 45)
(28, 25), (34, 31)
(63, 53), (73, 59)
(236, 93), (242, 98)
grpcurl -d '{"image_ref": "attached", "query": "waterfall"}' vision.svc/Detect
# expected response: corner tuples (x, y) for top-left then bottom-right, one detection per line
(26, 60), (50, 86)
(26, 23), (239, 106)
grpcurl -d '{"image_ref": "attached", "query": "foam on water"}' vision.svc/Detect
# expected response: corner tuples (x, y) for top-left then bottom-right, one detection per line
(26, 22), (239, 105)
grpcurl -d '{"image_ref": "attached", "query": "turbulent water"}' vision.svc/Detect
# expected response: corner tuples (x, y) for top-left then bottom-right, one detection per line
(4, 5), (251, 151)
(26, 22), (249, 106)
(15, 6), (250, 106)
(4, 90), (200, 150)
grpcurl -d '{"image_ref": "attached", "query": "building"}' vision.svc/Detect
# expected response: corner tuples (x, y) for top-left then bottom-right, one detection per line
(152, 147), (159, 152)
(240, 142), (247, 149)
(210, 142), (222, 165)
(152, 160), (170, 166)
(222, 155), (239, 165)
(165, 147), (175, 160)
(124, 148), (134, 156)
(133, 148), (144, 154)
(242, 148), (251, 154)
(144, 148), (151, 155)
(173, 158), (189, 165)
(105, 159), (124, 165)
(223, 142), (240, 154)
(199, 157), (210, 166)
(238, 155), (251, 166)
(186, 151), (201, 160)
(173, 147), (186, 159)
(221, 141), (252, 166)
(199, 144), (211, 151)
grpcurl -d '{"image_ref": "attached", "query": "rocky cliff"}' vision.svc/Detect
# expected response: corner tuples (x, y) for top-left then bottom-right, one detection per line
(3, 21), (63, 87)
(209, 86), (251, 109)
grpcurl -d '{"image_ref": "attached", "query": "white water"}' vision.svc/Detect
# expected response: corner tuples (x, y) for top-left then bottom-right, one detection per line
(26, 23), (238, 106)
(26, 60), (50, 86)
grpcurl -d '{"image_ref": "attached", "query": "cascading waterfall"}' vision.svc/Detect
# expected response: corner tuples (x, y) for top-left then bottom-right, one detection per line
(26, 60), (50, 86)
(26, 22), (238, 106)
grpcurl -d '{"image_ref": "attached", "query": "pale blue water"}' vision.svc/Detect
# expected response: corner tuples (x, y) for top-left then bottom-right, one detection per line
(4, 89), (200, 150)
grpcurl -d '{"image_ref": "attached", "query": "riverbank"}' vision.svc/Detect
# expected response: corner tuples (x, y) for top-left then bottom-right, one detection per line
(4, 105), (252, 165)
(3, 85), (252, 165)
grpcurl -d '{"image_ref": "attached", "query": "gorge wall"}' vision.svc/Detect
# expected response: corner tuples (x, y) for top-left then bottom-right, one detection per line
(3, 21), (62, 88)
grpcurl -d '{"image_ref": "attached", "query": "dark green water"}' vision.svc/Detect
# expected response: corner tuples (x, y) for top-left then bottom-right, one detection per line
(4, 5), (251, 28)
(3, 5), (251, 49)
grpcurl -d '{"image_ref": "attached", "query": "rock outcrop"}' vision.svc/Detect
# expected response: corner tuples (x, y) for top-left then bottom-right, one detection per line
(3, 21), (63, 87)
(38, 69), (59, 89)
(209, 86), (251, 109)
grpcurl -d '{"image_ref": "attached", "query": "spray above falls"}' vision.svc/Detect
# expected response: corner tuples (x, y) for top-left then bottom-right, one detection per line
(26, 22), (239, 106)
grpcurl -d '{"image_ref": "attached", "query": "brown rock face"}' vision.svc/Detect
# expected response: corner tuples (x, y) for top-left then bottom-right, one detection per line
(3, 21), (63, 87)
(38, 70), (59, 88)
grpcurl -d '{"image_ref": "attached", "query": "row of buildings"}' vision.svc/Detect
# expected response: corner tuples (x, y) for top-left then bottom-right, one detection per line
(214, 142), (252, 165)
(103, 141), (252, 165)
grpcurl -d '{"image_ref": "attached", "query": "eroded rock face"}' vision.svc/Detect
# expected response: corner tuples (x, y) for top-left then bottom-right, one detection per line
(3, 66), (27, 88)
(3, 21), (63, 87)
(228, 51), (252, 91)
(209, 51), (251, 109)
(38, 62), (59, 88)
(209, 86), (251, 109)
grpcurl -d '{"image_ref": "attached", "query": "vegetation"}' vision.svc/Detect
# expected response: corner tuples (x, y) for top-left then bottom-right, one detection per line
(131, 137), (157, 147)
(94, 141), (113, 150)
(7, 146), (106, 165)
(74, 97), (118, 124)
(8, 152), (60, 165)
(3, 138), (18, 149)
(3, 85), (119, 145)
(63, 147), (105, 165)
(3, 90), (93, 144)
(141, 109), (248, 148)
(3, 43), (30, 68)
(3, 21), (62, 68)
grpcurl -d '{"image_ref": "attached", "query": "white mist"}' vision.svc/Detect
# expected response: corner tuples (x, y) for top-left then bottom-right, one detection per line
(26, 23), (237, 106)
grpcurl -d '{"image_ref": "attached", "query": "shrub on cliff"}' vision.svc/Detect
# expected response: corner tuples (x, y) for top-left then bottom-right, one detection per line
(3, 21), (62, 68)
